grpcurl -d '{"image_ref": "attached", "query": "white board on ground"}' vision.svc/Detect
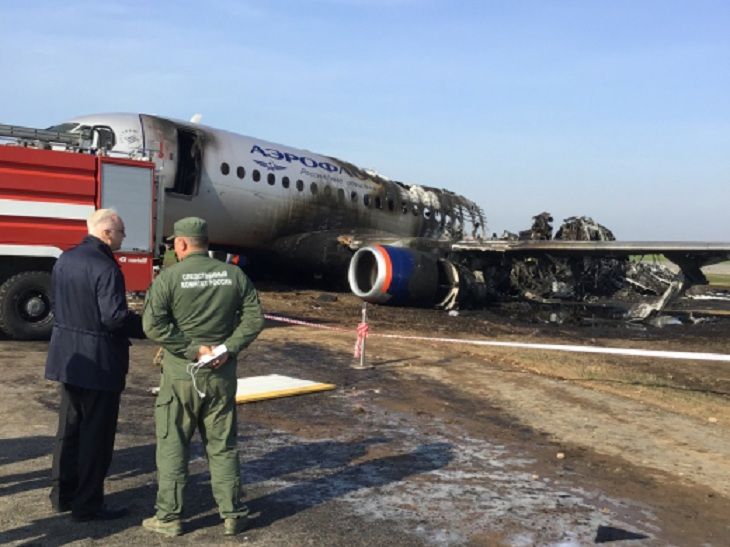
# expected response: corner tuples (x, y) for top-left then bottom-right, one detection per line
(236, 374), (336, 404)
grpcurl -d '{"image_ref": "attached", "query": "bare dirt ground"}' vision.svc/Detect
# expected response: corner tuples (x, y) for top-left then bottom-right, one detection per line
(1, 285), (729, 546)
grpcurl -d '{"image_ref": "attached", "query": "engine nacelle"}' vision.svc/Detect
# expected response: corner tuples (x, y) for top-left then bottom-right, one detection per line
(347, 244), (459, 307)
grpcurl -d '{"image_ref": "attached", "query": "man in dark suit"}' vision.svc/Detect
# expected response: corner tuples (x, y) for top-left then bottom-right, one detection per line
(45, 209), (143, 522)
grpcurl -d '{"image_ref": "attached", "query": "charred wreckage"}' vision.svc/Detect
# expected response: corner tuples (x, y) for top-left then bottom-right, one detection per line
(345, 212), (729, 323)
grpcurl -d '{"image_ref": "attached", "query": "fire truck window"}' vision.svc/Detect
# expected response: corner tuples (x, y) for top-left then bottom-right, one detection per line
(221, 162), (230, 175)
(296, 179), (304, 191)
(253, 170), (261, 182)
(237, 166), (245, 179)
(282, 176), (290, 188)
(267, 173), (275, 185)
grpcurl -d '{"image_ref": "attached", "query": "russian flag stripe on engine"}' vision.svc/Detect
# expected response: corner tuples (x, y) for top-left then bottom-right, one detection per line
(386, 247), (415, 303)
(374, 244), (393, 294)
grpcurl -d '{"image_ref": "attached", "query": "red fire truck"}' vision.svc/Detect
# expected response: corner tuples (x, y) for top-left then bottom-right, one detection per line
(0, 124), (161, 339)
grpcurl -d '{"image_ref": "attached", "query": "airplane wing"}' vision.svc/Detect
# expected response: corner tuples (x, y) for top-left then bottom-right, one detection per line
(451, 240), (730, 284)
(343, 235), (730, 314)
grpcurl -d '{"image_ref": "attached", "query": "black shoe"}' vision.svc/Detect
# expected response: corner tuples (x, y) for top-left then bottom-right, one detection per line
(72, 505), (129, 522)
(52, 501), (72, 513)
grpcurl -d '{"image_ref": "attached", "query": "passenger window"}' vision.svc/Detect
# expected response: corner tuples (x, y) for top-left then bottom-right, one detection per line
(268, 173), (275, 185)
(401, 201), (408, 214)
(374, 196), (382, 209)
(337, 188), (345, 203)
(282, 176), (290, 188)
(221, 162), (230, 175)
(324, 186), (332, 197)
(387, 198), (395, 211)
(364, 195), (371, 207)
(237, 166), (245, 179)
(311, 182), (318, 194)
(253, 170), (261, 182)
(351, 191), (358, 203)
(296, 179), (304, 191)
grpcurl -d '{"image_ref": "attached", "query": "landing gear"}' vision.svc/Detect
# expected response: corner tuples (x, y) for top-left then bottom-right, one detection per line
(0, 271), (54, 340)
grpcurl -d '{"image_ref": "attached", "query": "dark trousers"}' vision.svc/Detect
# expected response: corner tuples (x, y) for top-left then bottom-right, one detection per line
(50, 383), (121, 518)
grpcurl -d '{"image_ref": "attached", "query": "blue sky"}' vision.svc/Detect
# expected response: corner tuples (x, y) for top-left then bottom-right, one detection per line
(1, 0), (728, 239)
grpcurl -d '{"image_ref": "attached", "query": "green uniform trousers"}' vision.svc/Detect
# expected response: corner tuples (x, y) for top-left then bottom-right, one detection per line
(154, 369), (247, 521)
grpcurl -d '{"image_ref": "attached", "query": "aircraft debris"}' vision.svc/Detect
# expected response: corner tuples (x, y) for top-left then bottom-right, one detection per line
(646, 315), (683, 328)
(688, 291), (730, 302)
(459, 213), (700, 322)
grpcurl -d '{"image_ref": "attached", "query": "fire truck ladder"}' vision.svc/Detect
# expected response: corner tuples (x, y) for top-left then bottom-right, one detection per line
(0, 123), (92, 150)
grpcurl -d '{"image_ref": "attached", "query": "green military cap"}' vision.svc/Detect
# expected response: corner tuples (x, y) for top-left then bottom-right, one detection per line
(166, 217), (208, 241)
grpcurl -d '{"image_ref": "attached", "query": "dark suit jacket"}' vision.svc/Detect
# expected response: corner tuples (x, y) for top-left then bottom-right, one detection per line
(45, 235), (143, 392)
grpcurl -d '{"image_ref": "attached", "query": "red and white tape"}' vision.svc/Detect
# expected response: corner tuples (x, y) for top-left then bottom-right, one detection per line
(264, 313), (350, 332)
(263, 313), (730, 363)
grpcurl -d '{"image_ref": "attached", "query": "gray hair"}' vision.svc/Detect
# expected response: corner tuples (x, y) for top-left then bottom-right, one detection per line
(87, 208), (120, 234)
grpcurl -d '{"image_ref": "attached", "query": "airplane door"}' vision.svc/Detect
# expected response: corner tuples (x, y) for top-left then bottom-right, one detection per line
(140, 115), (201, 196)
(140, 115), (179, 193)
(172, 128), (201, 195)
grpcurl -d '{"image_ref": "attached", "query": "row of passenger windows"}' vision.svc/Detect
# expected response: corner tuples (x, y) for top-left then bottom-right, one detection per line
(219, 161), (462, 224)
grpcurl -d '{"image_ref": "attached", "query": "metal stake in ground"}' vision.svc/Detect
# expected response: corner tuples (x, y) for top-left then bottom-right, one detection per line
(353, 302), (369, 369)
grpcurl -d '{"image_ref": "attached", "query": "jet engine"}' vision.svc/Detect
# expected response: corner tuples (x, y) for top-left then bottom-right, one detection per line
(347, 245), (461, 308)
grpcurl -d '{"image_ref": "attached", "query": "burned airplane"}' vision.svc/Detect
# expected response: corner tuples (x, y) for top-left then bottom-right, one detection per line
(47, 114), (730, 320)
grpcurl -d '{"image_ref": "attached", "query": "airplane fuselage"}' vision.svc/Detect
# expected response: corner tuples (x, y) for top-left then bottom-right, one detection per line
(62, 113), (485, 272)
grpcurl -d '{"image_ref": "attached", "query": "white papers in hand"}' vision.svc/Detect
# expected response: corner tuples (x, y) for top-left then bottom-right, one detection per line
(196, 344), (227, 367)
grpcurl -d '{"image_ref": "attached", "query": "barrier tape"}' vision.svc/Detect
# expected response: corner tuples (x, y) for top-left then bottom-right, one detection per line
(263, 313), (730, 363)
(264, 313), (350, 332)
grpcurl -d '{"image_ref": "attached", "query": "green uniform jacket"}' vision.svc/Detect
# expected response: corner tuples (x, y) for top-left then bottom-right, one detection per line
(143, 251), (264, 379)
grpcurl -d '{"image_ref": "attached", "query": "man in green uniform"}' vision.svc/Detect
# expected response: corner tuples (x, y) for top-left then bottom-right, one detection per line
(141, 217), (264, 537)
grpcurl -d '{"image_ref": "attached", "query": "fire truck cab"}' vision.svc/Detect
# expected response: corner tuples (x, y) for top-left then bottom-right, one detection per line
(0, 123), (160, 339)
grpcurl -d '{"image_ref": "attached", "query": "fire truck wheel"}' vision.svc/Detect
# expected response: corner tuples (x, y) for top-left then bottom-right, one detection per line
(0, 271), (54, 340)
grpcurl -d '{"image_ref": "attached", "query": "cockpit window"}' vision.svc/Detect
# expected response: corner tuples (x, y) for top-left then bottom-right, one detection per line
(45, 123), (79, 133)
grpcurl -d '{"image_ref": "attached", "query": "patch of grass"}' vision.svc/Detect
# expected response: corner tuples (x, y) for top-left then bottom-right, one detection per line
(707, 273), (730, 287)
